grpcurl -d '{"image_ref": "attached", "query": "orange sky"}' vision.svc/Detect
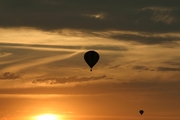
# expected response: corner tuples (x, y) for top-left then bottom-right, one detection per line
(1, 0), (180, 120)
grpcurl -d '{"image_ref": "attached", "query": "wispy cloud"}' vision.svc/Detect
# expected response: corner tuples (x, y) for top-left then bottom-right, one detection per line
(32, 75), (107, 84)
(1, 50), (82, 72)
(133, 65), (149, 70)
(142, 6), (177, 24)
(0, 72), (20, 80)
(157, 67), (180, 71)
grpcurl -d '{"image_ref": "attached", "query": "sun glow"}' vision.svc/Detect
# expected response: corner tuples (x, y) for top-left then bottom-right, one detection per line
(36, 114), (59, 120)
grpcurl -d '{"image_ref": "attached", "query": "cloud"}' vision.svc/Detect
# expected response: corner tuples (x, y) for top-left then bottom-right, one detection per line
(157, 67), (180, 71)
(142, 7), (177, 24)
(89, 30), (180, 45)
(0, 0), (180, 33)
(1, 79), (180, 95)
(164, 61), (180, 66)
(32, 75), (107, 84)
(132, 65), (180, 72)
(0, 52), (12, 57)
(83, 13), (108, 19)
(108, 64), (121, 69)
(133, 65), (149, 70)
(110, 33), (180, 44)
(0, 72), (20, 80)
(0, 41), (127, 72)
(0, 40), (128, 52)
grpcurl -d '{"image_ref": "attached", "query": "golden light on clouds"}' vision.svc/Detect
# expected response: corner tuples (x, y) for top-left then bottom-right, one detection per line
(0, 28), (129, 47)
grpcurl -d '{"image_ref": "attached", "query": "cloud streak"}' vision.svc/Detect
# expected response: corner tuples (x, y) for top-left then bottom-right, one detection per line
(1, 50), (82, 72)
(0, 79), (180, 95)
(32, 75), (107, 84)
(157, 67), (180, 71)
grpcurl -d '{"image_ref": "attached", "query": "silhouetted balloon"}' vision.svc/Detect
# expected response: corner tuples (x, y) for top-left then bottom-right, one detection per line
(139, 110), (144, 115)
(84, 50), (99, 71)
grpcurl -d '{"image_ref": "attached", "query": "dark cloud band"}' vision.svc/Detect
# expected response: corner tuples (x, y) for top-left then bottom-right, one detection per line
(0, 0), (180, 33)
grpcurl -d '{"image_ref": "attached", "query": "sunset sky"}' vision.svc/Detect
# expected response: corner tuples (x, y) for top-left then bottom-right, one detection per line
(0, 0), (180, 120)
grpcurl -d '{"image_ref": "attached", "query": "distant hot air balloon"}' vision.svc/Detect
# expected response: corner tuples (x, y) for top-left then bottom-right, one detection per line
(139, 110), (144, 115)
(84, 50), (99, 71)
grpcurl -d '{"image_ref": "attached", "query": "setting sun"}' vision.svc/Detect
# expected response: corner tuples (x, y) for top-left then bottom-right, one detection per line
(36, 114), (59, 120)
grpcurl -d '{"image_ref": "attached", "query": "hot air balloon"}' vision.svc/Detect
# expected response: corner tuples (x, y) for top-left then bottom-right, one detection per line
(84, 50), (99, 71)
(139, 110), (144, 115)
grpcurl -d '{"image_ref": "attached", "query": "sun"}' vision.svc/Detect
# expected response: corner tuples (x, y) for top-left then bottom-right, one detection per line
(36, 114), (59, 120)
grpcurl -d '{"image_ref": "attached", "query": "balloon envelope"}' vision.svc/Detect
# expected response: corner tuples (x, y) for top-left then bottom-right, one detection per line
(84, 50), (99, 71)
(139, 110), (144, 115)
